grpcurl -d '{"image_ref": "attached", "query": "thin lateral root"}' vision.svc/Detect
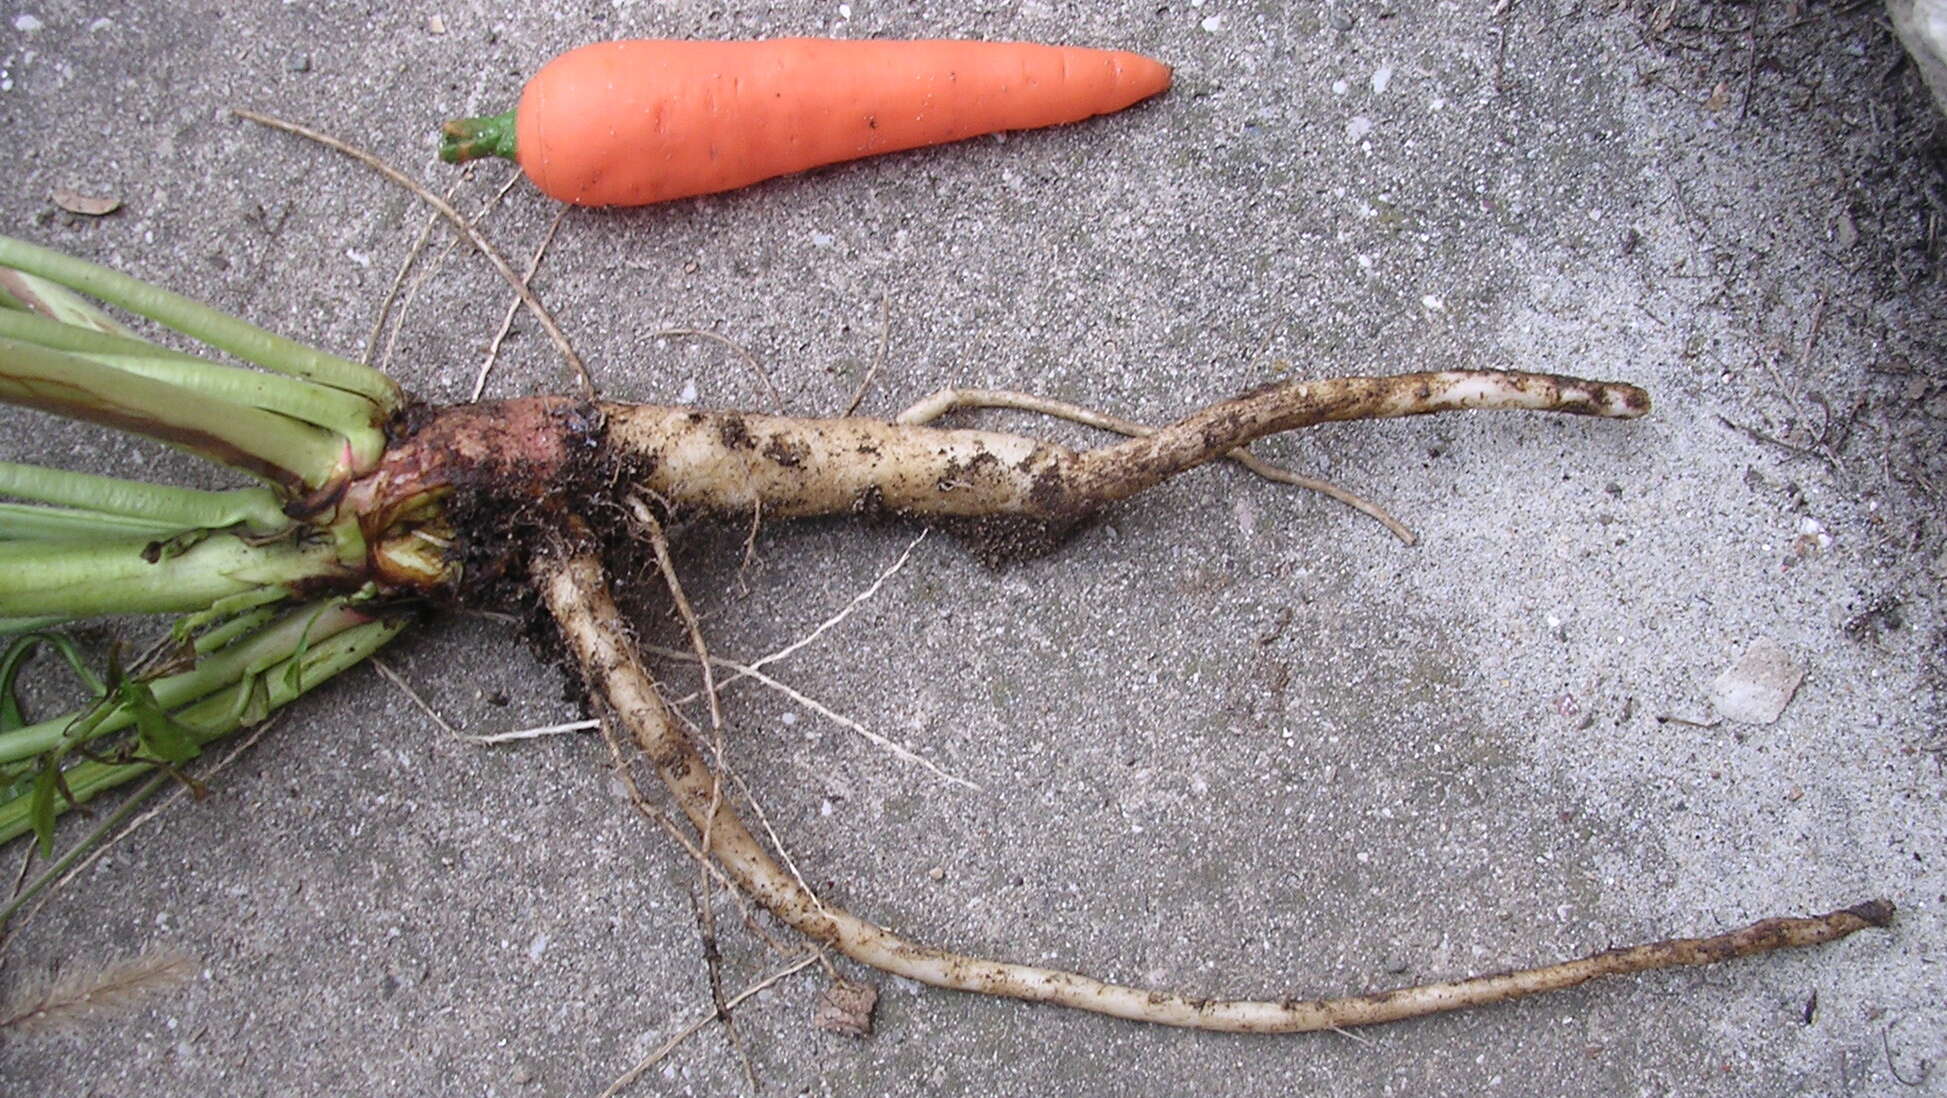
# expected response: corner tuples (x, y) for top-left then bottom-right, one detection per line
(231, 108), (594, 401)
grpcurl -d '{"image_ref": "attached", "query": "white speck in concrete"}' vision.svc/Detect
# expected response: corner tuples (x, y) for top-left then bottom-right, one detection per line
(1346, 116), (1374, 141)
(1421, 294), (1446, 312)
(527, 932), (549, 962)
(1371, 64), (1393, 94)
(14, 14), (42, 32)
(677, 378), (698, 404)
(1332, 78), (1350, 95)
(1200, 14), (1224, 33)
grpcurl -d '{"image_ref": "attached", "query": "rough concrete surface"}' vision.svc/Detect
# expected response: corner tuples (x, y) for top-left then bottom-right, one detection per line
(1, 2), (1943, 1095)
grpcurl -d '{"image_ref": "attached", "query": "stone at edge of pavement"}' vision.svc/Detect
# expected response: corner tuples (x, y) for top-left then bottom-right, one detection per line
(1710, 637), (1807, 725)
(1890, 0), (1947, 114)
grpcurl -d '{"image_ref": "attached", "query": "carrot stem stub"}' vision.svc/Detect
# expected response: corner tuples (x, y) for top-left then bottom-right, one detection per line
(439, 110), (517, 164)
(439, 37), (1173, 207)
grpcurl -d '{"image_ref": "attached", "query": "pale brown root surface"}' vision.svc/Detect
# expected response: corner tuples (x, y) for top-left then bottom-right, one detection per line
(353, 370), (1645, 579)
(601, 369), (1650, 526)
(893, 386), (1419, 545)
(536, 541), (1890, 1034)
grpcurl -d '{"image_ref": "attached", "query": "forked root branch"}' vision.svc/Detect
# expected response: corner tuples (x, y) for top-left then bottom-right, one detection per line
(537, 539), (1892, 1034)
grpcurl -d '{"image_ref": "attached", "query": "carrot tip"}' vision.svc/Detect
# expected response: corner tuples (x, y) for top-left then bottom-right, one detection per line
(438, 110), (517, 164)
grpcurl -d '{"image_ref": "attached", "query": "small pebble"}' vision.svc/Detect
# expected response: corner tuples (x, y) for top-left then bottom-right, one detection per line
(1709, 638), (1804, 725)
(286, 52), (311, 73)
(1330, 10), (1355, 30)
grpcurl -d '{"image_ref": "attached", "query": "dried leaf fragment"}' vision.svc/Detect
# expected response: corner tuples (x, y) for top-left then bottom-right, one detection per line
(0, 948), (196, 1033)
(51, 189), (122, 217)
(813, 978), (879, 1038)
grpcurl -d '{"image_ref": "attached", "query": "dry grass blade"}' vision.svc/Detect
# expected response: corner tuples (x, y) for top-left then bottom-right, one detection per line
(599, 952), (821, 1098)
(230, 108), (593, 400)
(471, 206), (569, 401)
(652, 327), (786, 414)
(0, 948), (197, 1033)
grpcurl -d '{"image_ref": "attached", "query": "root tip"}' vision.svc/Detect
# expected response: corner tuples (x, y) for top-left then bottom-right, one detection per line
(1845, 898), (1897, 928)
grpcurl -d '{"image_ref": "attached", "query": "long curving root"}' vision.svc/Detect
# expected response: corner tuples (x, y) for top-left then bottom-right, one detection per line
(537, 537), (1892, 1034)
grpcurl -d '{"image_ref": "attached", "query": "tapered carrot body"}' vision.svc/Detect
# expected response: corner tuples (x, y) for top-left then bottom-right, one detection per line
(440, 38), (1172, 207)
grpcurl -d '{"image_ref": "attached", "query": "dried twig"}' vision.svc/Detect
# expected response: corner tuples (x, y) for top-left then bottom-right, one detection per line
(650, 642), (977, 790)
(839, 294), (892, 417)
(372, 656), (462, 739)
(456, 718), (600, 745)
(629, 498), (723, 734)
(629, 501), (752, 1085)
(366, 199), (446, 367)
(743, 530), (926, 678)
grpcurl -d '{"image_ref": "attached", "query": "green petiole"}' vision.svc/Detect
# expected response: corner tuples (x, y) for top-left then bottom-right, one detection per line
(0, 233), (401, 411)
(438, 110), (518, 164)
(0, 535), (351, 620)
(0, 461), (291, 537)
(0, 336), (349, 491)
(0, 309), (389, 469)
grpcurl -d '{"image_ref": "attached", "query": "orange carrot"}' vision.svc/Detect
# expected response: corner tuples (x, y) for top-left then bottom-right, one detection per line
(439, 38), (1172, 207)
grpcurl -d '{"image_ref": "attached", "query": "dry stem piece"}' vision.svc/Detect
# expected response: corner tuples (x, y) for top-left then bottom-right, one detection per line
(538, 542), (1892, 1034)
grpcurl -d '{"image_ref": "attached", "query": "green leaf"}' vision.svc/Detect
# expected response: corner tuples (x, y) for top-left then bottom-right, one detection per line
(0, 636), (36, 730)
(124, 681), (201, 765)
(0, 633), (107, 732)
(28, 760), (59, 857)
